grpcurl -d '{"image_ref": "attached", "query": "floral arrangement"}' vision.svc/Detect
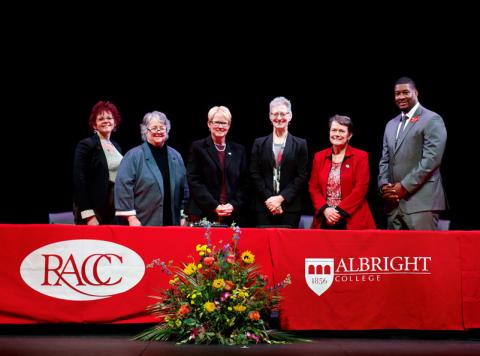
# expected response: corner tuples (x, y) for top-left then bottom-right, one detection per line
(136, 222), (294, 345)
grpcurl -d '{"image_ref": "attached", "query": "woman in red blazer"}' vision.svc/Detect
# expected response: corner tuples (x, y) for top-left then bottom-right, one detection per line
(309, 115), (376, 230)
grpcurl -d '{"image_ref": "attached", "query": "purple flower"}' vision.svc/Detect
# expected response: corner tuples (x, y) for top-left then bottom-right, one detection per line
(220, 292), (231, 301)
(246, 331), (260, 343)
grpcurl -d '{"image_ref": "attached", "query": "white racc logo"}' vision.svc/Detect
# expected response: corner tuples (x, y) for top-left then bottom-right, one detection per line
(20, 239), (145, 301)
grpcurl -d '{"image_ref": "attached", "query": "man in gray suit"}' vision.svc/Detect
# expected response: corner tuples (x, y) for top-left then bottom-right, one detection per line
(378, 77), (447, 230)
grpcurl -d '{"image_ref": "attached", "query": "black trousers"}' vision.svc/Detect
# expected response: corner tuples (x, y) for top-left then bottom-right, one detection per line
(255, 210), (301, 228)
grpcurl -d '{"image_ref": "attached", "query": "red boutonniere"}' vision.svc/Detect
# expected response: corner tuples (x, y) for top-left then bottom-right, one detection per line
(410, 115), (420, 123)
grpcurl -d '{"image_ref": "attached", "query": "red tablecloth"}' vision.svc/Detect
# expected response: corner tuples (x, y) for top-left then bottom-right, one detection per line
(271, 229), (462, 330)
(0, 225), (478, 330)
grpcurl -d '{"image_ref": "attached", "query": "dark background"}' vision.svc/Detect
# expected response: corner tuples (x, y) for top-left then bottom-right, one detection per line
(1, 8), (478, 229)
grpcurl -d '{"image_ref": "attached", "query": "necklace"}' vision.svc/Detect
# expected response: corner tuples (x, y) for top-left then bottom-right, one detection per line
(214, 143), (226, 152)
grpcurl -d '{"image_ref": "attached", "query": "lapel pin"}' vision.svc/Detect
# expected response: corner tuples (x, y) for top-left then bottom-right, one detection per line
(346, 164), (350, 168)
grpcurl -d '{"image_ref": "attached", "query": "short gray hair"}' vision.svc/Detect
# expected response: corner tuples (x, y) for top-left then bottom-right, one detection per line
(140, 111), (171, 141)
(269, 96), (292, 113)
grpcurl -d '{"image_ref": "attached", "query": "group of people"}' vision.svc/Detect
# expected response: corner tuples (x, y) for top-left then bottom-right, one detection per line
(73, 77), (448, 231)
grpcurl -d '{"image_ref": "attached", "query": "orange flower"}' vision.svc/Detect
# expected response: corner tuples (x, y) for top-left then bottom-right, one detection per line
(226, 254), (236, 264)
(178, 304), (190, 316)
(224, 280), (234, 291)
(248, 311), (260, 321)
(204, 256), (215, 266)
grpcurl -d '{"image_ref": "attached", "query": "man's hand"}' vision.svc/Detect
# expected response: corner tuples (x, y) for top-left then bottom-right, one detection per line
(381, 183), (407, 202)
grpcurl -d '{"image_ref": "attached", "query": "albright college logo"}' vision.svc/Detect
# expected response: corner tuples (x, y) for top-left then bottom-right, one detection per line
(20, 240), (145, 301)
(305, 256), (432, 296)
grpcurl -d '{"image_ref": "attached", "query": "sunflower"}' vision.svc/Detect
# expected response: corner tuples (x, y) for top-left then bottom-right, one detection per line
(241, 250), (255, 264)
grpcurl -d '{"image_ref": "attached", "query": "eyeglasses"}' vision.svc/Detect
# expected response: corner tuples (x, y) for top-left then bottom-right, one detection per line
(270, 112), (290, 118)
(147, 126), (166, 133)
(209, 121), (230, 127)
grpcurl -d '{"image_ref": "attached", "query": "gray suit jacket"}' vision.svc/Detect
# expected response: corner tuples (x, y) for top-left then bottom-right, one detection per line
(378, 105), (447, 214)
(115, 142), (189, 225)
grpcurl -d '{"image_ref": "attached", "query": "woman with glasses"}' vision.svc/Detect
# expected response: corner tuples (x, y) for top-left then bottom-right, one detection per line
(186, 106), (249, 226)
(115, 111), (189, 226)
(250, 96), (309, 228)
(73, 101), (123, 225)
(309, 115), (376, 229)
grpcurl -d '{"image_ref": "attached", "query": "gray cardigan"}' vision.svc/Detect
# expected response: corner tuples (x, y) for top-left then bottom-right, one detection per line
(115, 142), (188, 225)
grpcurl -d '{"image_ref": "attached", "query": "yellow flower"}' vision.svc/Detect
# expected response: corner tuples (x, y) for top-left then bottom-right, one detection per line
(204, 302), (216, 313)
(233, 304), (246, 312)
(237, 290), (249, 298)
(184, 263), (197, 275)
(212, 278), (225, 289)
(196, 244), (208, 255)
(241, 250), (255, 264)
(169, 276), (180, 285)
(197, 263), (203, 269)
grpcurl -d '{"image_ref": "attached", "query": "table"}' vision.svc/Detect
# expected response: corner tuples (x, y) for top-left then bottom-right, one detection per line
(1, 224), (479, 330)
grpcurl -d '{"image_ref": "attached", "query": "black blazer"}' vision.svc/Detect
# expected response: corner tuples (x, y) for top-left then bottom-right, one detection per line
(186, 136), (249, 219)
(250, 133), (308, 212)
(73, 134), (122, 220)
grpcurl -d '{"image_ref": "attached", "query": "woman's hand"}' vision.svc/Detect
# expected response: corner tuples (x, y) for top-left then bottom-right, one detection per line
(216, 204), (234, 217)
(86, 216), (99, 226)
(324, 207), (340, 225)
(127, 215), (142, 226)
(265, 195), (284, 215)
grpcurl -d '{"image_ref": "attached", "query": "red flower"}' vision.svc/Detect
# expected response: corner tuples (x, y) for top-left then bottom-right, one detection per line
(410, 115), (420, 123)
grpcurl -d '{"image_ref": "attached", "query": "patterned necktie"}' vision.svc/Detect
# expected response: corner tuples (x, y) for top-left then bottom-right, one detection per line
(401, 114), (408, 132)
(395, 115), (408, 148)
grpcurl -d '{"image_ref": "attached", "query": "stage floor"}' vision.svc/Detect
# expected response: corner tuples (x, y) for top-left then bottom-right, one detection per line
(1, 325), (480, 355)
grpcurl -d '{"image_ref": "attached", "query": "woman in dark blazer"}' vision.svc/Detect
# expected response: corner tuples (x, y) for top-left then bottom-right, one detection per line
(187, 106), (249, 226)
(309, 115), (375, 229)
(250, 96), (308, 228)
(73, 101), (123, 225)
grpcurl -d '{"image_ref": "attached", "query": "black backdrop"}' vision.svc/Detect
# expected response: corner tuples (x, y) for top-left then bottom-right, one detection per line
(1, 9), (478, 229)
